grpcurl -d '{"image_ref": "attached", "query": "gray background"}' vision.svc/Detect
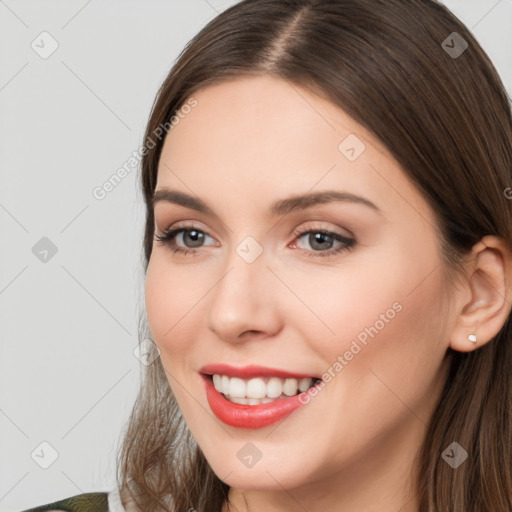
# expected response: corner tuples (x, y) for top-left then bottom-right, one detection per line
(1, 1), (511, 510)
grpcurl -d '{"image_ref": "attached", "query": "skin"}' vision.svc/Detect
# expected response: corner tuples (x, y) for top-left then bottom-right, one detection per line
(144, 75), (512, 512)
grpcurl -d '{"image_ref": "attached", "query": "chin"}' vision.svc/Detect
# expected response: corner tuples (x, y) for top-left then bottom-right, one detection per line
(202, 444), (317, 491)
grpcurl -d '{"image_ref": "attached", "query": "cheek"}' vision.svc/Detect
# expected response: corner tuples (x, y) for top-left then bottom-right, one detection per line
(325, 251), (448, 423)
(145, 254), (204, 359)
(274, 255), (404, 364)
(282, 236), (445, 376)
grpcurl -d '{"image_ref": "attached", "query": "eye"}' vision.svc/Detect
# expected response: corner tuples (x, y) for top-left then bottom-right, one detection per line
(154, 224), (217, 256)
(153, 223), (356, 258)
(290, 225), (356, 258)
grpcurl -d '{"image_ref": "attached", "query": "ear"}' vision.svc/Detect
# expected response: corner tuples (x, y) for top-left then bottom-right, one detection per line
(449, 235), (512, 353)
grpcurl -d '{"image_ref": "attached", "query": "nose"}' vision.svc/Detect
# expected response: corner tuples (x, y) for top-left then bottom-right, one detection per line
(206, 244), (282, 343)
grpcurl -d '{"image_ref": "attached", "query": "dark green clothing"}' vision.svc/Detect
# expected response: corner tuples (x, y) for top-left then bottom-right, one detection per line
(21, 492), (109, 512)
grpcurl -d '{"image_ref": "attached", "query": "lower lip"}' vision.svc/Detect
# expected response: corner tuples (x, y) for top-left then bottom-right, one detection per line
(201, 374), (315, 429)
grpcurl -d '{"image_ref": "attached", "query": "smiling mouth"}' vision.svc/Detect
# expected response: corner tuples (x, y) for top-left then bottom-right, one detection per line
(204, 373), (322, 405)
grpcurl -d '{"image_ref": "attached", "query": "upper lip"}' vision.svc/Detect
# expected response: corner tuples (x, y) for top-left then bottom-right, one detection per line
(199, 363), (321, 380)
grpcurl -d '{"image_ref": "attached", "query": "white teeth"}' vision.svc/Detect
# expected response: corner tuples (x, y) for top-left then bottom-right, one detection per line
(266, 377), (283, 398)
(283, 378), (298, 396)
(221, 375), (230, 395)
(229, 397), (248, 405)
(298, 377), (313, 392)
(211, 374), (317, 400)
(229, 377), (246, 398)
(229, 397), (275, 405)
(246, 378), (267, 398)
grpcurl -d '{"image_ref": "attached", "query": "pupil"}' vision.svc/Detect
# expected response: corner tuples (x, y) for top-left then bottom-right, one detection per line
(186, 230), (203, 247)
(311, 233), (332, 250)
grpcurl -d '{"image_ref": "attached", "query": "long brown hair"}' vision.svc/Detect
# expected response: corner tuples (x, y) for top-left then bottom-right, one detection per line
(115, 1), (512, 510)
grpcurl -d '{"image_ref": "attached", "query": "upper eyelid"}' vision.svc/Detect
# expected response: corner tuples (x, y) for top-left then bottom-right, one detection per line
(153, 205), (356, 238)
(157, 223), (353, 244)
(157, 226), (355, 261)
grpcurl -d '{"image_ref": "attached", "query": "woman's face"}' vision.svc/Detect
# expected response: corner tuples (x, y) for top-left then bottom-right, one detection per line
(145, 75), (453, 499)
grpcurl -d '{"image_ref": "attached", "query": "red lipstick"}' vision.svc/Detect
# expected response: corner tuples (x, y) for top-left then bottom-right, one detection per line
(199, 364), (321, 429)
(199, 363), (320, 380)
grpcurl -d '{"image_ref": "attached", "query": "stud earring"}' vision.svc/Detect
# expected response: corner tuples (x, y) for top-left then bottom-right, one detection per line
(468, 334), (477, 344)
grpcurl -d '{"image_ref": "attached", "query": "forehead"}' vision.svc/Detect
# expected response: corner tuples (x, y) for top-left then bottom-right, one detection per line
(156, 75), (433, 225)
(160, 75), (389, 169)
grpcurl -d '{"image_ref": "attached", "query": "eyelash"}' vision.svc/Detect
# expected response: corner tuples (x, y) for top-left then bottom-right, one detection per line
(153, 224), (356, 258)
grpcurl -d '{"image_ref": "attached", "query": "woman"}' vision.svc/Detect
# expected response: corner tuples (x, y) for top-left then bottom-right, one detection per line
(22, 0), (512, 511)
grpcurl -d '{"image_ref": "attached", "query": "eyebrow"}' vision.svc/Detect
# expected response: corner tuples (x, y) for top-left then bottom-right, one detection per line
(152, 188), (382, 216)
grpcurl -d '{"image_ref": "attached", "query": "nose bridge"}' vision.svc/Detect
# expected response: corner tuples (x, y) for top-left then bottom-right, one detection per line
(212, 237), (266, 314)
(206, 236), (280, 341)
(220, 233), (268, 294)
